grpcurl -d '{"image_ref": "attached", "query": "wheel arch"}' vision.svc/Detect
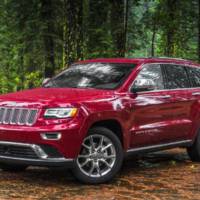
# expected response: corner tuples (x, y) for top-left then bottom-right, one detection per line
(90, 119), (125, 149)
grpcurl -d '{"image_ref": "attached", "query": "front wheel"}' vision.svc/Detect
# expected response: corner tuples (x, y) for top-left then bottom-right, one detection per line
(72, 127), (124, 184)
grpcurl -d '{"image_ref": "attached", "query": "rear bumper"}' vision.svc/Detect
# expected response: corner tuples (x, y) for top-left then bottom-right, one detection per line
(0, 141), (75, 167)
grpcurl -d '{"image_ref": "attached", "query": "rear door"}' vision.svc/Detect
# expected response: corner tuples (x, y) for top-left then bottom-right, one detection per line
(161, 64), (194, 141)
(185, 66), (200, 137)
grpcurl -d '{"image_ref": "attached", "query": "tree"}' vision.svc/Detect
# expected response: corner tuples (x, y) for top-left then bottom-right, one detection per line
(63, 0), (84, 66)
(110, 0), (126, 57)
(40, 0), (56, 77)
(0, 0), (200, 94)
(86, 0), (112, 58)
(198, 0), (200, 62)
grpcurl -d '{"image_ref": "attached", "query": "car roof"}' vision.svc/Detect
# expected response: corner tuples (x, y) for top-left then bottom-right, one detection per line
(77, 57), (200, 66)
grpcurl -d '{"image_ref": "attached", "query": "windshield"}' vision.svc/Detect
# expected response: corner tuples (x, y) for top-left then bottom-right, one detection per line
(44, 63), (135, 89)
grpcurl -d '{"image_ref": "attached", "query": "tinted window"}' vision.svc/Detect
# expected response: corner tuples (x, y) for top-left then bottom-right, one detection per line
(132, 64), (164, 91)
(164, 65), (190, 89)
(187, 67), (200, 87)
(44, 63), (135, 90)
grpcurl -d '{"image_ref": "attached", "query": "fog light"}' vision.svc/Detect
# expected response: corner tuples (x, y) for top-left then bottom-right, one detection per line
(41, 132), (62, 140)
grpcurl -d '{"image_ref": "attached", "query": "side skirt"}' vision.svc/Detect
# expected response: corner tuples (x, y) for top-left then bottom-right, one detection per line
(126, 140), (193, 156)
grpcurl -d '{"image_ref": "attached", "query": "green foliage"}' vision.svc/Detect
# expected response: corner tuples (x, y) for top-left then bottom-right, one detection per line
(0, 0), (199, 94)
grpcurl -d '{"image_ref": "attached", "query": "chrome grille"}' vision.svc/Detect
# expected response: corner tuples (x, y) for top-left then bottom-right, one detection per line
(0, 107), (38, 126)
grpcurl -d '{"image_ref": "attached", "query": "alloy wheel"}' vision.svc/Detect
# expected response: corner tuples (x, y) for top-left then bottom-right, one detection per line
(77, 134), (116, 178)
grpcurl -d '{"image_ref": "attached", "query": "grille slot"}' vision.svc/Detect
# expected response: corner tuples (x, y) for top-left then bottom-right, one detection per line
(0, 145), (38, 159)
(0, 107), (38, 126)
(3, 108), (12, 124)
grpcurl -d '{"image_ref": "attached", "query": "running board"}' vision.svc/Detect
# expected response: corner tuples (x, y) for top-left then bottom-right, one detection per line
(126, 140), (193, 156)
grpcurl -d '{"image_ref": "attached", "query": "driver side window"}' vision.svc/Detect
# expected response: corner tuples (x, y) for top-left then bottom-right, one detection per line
(132, 64), (164, 92)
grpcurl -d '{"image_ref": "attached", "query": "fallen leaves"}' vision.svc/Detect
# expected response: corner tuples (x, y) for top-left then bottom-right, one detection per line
(0, 149), (199, 200)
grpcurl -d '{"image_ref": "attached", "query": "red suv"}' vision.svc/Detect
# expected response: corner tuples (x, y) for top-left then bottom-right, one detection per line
(0, 58), (200, 184)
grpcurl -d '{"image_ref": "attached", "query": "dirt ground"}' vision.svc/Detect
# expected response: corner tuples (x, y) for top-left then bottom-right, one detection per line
(0, 148), (199, 200)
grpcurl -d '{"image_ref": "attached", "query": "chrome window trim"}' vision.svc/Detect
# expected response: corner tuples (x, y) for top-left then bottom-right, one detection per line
(129, 62), (200, 94)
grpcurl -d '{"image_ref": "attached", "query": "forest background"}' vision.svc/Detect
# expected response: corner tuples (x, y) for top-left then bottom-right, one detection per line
(0, 0), (199, 93)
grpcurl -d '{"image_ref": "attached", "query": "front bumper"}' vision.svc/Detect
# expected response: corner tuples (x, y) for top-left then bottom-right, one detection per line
(0, 141), (75, 167)
(0, 119), (87, 159)
(0, 156), (74, 167)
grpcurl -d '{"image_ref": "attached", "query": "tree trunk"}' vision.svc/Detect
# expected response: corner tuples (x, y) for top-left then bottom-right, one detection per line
(87, 0), (110, 56)
(76, 0), (84, 60)
(151, 23), (156, 57)
(40, 0), (55, 78)
(63, 0), (83, 66)
(198, 0), (200, 62)
(124, 0), (129, 56)
(165, 0), (178, 57)
(110, 0), (125, 57)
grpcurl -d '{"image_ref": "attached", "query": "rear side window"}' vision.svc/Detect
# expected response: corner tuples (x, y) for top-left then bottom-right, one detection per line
(164, 64), (190, 89)
(187, 67), (200, 87)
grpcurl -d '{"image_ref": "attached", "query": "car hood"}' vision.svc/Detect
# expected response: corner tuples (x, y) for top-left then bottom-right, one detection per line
(0, 88), (115, 108)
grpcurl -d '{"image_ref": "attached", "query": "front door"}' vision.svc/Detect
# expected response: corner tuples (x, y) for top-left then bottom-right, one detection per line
(129, 63), (177, 148)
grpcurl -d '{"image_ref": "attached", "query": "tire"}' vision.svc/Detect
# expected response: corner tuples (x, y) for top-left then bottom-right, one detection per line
(72, 127), (124, 184)
(187, 132), (200, 162)
(0, 163), (28, 172)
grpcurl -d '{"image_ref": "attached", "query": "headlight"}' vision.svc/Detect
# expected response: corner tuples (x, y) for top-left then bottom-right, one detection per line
(44, 108), (78, 118)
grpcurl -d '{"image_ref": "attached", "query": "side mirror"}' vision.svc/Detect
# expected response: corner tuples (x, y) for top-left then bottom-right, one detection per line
(131, 79), (155, 93)
(42, 78), (50, 86)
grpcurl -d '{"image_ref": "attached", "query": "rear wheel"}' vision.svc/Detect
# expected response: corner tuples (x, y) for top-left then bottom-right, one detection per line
(0, 163), (28, 172)
(73, 127), (124, 184)
(187, 132), (200, 162)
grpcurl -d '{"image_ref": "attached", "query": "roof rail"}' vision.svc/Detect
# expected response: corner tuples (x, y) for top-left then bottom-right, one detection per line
(148, 56), (191, 61)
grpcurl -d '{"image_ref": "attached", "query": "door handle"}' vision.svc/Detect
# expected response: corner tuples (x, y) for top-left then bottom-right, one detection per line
(192, 92), (200, 96)
(160, 95), (171, 99)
